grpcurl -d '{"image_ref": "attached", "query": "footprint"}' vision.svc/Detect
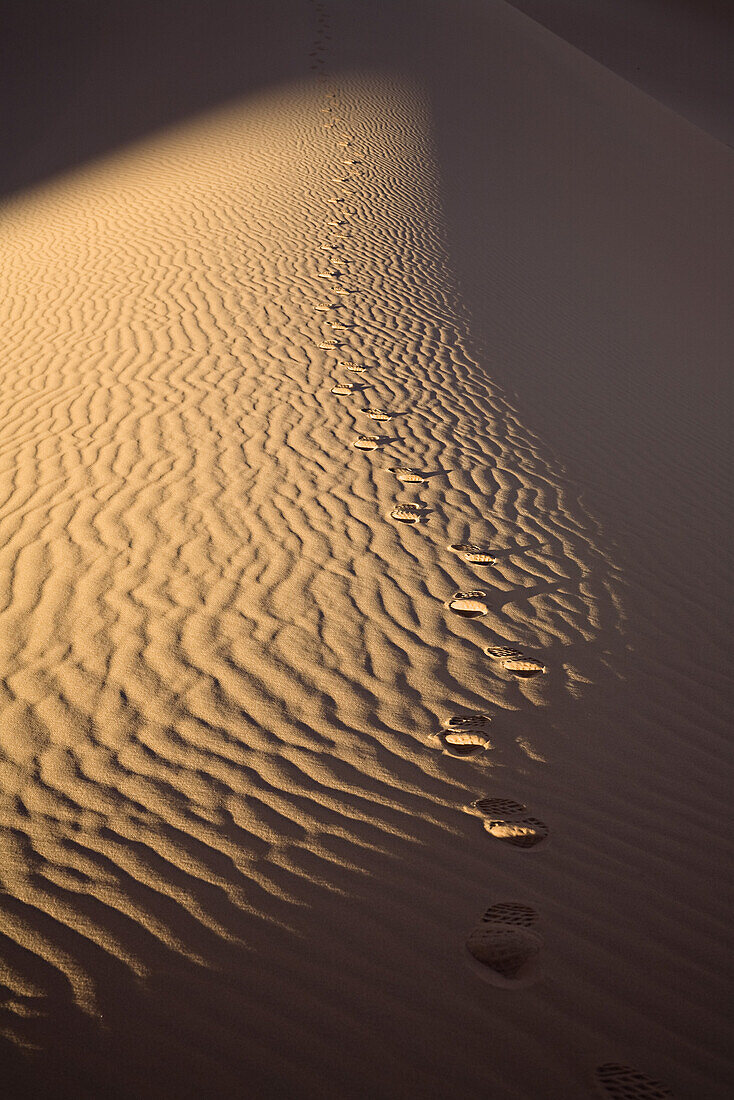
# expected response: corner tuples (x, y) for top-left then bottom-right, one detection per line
(471, 796), (548, 848)
(473, 796), (527, 817)
(466, 918), (543, 983)
(439, 731), (491, 757)
(314, 303), (333, 312)
(594, 1064), (673, 1099)
(448, 541), (496, 565)
(435, 714), (492, 757)
(352, 435), (385, 451)
(473, 796), (548, 844)
(341, 362), (367, 373)
(331, 384), (360, 396)
(485, 645), (525, 661)
(364, 407), (392, 422)
(318, 340), (341, 349)
(503, 658), (546, 677)
(483, 816), (549, 849)
(316, 271), (338, 279)
(485, 646), (546, 677)
(445, 590), (488, 618)
(390, 504), (425, 524)
(389, 466), (425, 483)
(445, 713), (492, 732)
(481, 901), (538, 927)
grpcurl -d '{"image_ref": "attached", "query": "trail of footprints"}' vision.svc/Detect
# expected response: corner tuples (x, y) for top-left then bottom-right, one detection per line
(309, 3), (671, 1094)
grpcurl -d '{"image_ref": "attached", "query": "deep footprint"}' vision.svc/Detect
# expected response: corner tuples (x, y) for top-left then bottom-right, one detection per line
(390, 504), (424, 524)
(448, 542), (497, 565)
(483, 816), (549, 849)
(472, 796), (549, 848)
(445, 590), (488, 617)
(436, 714), (492, 757)
(485, 645), (546, 677)
(352, 435), (385, 451)
(330, 382), (362, 395)
(389, 466), (425, 483)
(466, 920), (543, 982)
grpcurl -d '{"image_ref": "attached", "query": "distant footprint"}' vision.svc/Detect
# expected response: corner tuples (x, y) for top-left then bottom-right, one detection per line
(318, 339), (341, 349)
(341, 362), (367, 373)
(389, 466), (425, 483)
(466, 904), (543, 985)
(363, 407), (392, 422)
(445, 590), (488, 618)
(594, 1064), (673, 1099)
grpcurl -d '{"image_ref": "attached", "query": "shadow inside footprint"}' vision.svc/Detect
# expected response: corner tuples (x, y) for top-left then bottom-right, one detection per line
(594, 1064), (673, 1099)
(465, 921), (543, 984)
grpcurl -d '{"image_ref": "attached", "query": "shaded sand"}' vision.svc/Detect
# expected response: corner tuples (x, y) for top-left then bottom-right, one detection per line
(503, 0), (734, 148)
(0, 1), (732, 1098)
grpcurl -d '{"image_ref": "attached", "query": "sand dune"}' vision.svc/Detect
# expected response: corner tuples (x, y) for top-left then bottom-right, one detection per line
(0, 1), (731, 1097)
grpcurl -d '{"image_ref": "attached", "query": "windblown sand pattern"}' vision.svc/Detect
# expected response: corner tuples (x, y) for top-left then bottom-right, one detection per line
(0, 74), (615, 1090)
(0, 0), (730, 1096)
